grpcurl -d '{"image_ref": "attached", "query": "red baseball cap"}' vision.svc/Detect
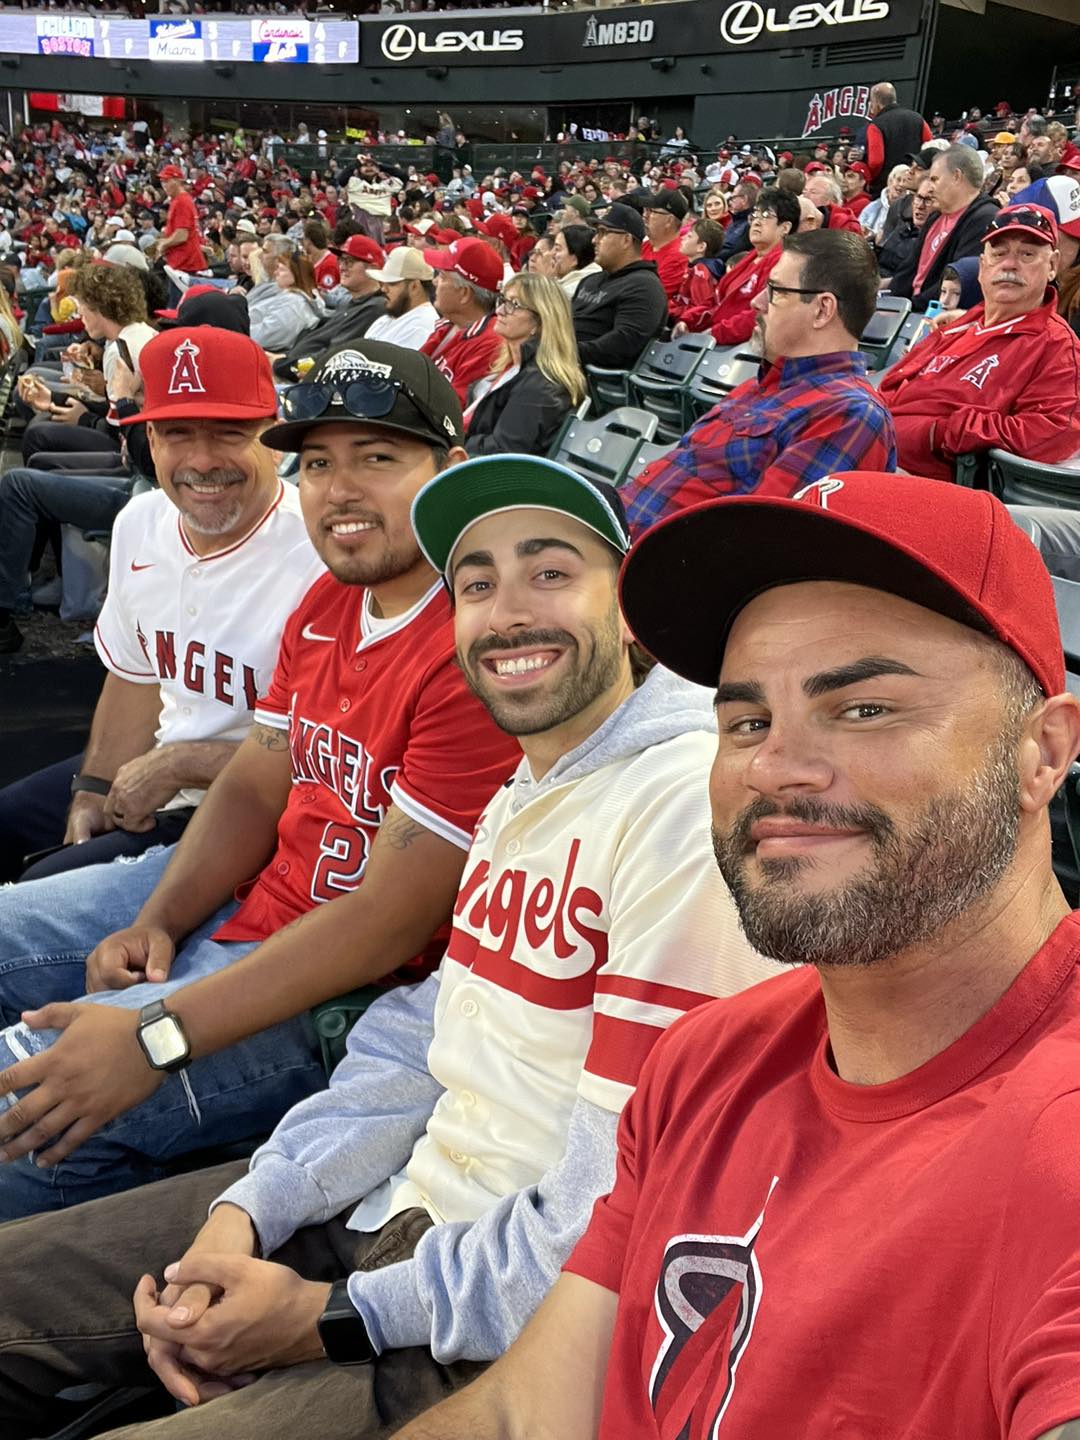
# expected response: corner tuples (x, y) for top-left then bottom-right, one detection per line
(619, 473), (1064, 698)
(980, 202), (1058, 248)
(804, 161), (830, 175)
(120, 327), (278, 426)
(158, 164), (184, 181)
(331, 234), (386, 265)
(844, 161), (872, 183)
(427, 237), (503, 292)
(480, 213), (517, 245)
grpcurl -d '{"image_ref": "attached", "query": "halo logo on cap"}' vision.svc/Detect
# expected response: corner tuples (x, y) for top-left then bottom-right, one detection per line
(168, 338), (205, 395)
(794, 477), (845, 509)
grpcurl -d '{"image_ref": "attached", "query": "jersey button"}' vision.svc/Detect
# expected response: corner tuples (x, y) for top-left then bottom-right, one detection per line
(354, 660), (367, 672)
(460, 998), (478, 1019)
(505, 839), (520, 856)
(276, 861), (290, 876)
(339, 698), (351, 713)
(186, 605), (197, 617)
(449, 1150), (467, 1166)
(460, 1090), (476, 1107)
(191, 568), (201, 578)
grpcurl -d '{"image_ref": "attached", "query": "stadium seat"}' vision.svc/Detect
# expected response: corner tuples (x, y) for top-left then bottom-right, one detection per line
(628, 334), (714, 444)
(585, 364), (631, 416)
(549, 406), (658, 487)
(987, 449), (1080, 509)
(858, 296), (912, 372)
(624, 440), (676, 482)
(882, 311), (933, 370)
(311, 984), (384, 1075)
(687, 345), (760, 418)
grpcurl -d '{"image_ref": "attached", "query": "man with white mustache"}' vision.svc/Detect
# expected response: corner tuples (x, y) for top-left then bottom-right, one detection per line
(880, 203), (1080, 479)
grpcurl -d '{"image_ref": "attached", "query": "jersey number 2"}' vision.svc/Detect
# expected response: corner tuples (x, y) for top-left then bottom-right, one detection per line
(311, 822), (370, 903)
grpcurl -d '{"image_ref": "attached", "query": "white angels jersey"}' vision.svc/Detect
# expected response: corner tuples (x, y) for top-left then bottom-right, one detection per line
(93, 483), (325, 809)
(349, 726), (776, 1232)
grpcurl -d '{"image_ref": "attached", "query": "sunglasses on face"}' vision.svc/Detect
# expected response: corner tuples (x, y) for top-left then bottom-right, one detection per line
(279, 374), (416, 424)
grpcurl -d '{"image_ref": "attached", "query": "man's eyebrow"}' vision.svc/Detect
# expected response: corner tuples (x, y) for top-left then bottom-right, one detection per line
(515, 538), (585, 561)
(451, 549), (494, 580)
(714, 680), (766, 706)
(802, 656), (920, 697)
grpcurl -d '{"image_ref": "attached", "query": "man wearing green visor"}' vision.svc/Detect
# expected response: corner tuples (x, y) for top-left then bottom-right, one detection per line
(0, 456), (771, 1440)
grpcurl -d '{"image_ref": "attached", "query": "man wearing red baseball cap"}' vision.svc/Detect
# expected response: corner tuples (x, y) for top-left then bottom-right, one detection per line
(881, 201), (1080, 478)
(156, 165), (208, 283)
(841, 160), (873, 216)
(401, 471), (1080, 1440)
(422, 237), (502, 404)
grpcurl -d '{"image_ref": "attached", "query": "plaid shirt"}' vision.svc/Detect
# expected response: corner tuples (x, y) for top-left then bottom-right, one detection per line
(622, 351), (897, 538)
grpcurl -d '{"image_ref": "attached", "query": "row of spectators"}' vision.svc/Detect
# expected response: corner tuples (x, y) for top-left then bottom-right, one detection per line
(0, 76), (1079, 1440)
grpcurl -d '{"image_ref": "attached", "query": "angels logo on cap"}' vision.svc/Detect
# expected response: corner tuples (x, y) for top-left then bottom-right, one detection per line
(168, 338), (206, 396)
(794, 477), (845, 509)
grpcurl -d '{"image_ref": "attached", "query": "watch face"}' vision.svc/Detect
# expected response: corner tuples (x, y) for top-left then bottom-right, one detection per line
(141, 1016), (189, 1069)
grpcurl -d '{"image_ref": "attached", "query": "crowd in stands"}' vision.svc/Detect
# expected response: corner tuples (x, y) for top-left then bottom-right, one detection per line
(1, 75), (1080, 1440)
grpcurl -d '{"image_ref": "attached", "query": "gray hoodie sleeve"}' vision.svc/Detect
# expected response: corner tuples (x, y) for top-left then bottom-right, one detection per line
(212, 975), (443, 1256)
(346, 1096), (619, 1363)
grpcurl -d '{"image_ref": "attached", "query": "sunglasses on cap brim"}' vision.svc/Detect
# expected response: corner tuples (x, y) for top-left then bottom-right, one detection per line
(279, 375), (421, 425)
(984, 207), (1056, 241)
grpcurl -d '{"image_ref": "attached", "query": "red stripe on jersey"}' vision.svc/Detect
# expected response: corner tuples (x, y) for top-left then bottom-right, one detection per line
(176, 481), (285, 562)
(596, 974), (715, 1013)
(94, 624), (156, 680)
(584, 1010), (670, 1091)
(446, 929), (605, 1011)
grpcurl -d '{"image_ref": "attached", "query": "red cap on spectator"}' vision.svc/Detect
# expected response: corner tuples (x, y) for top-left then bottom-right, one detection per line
(331, 234), (386, 265)
(427, 238), (503, 292)
(619, 473), (1065, 698)
(522, 185), (540, 200)
(779, 150), (794, 162)
(981, 202), (1058, 247)
(158, 164), (184, 180)
(741, 173), (763, 187)
(122, 328), (277, 426)
(480, 214), (517, 246)
(1060, 144), (1080, 174)
(844, 161), (872, 183)
(466, 197), (485, 220)
(804, 161), (829, 174)
(425, 173), (440, 185)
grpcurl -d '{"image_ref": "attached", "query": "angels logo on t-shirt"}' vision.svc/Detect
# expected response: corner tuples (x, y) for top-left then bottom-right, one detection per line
(649, 1178), (778, 1438)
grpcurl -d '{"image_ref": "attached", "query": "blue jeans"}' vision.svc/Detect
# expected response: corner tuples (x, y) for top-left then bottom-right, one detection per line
(0, 845), (324, 1218)
(0, 466), (131, 611)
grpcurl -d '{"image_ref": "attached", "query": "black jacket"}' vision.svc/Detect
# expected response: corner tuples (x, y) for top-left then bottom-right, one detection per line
(719, 212), (751, 264)
(572, 260), (668, 371)
(890, 193), (999, 312)
(866, 104), (930, 199)
(272, 291), (386, 381)
(464, 341), (574, 457)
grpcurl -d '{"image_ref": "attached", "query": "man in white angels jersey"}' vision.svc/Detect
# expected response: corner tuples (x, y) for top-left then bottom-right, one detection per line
(0, 326), (324, 882)
(0, 455), (774, 1440)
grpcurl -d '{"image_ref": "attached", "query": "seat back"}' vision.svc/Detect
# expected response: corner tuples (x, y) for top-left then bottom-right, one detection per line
(882, 311), (932, 369)
(551, 406), (658, 486)
(859, 296), (912, 371)
(624, 440), (676, 483)
(988, 450), (1080, 510)
(632, 333), (715, 387)
(585, 364), (631, 416)
(687, 346), (759, 417)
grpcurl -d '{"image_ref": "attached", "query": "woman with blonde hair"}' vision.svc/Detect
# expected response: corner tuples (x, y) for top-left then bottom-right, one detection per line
(702, 188), (729, 227)
(464, 273), (586, 456)
(0, 278), (23, 360)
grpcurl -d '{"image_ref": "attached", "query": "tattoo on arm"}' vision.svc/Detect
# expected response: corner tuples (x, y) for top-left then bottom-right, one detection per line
(250, 722), (289, 752)
(1038, 1424), (1080, 1439)
(381, 810), (430, 851)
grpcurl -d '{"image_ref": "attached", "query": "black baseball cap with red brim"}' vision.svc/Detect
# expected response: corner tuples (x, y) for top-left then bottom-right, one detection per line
(619, 473), (1065, 698)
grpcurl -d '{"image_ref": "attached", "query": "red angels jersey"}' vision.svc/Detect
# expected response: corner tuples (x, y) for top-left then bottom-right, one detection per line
(213, 575), (520, 956)
(313, 250), (341, 292)
(94, 484), (325, 810)
(420, 313), (502, 404)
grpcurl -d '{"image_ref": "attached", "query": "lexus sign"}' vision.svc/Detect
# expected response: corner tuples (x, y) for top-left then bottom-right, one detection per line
(379, 21), (524, 62)
(719, 0), (890, 46)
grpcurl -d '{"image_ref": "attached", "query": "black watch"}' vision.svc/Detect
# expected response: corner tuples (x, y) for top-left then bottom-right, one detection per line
(318, 1279), (376, 1366)
(135, 1000), (191, 1074)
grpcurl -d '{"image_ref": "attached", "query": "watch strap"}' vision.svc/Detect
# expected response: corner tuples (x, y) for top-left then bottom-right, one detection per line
(70, 774), (112, 797)
(318, 1278), (376, 1366)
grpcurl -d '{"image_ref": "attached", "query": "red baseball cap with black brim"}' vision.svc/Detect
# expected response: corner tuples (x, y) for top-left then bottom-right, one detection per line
(619, 473), (1065, 698)
(119, 327), (278, 426)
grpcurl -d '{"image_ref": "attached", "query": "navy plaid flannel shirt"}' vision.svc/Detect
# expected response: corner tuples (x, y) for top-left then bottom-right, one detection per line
(621, 351), (897, 539)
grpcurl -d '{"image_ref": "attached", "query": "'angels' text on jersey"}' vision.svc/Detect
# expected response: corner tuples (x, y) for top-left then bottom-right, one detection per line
(140, 625), (259, 711)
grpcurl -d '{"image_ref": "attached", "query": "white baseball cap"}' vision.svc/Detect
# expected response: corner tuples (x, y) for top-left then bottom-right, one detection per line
(366, 247), (435, 284)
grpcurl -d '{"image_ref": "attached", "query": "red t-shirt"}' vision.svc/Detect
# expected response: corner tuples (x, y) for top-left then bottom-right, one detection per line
(913, 206), (962, 293)
(214, 575), (520, 971)
(164, 188), (207, 275)
(567, 912), (1080, 1440)
(313, 250), (341, 292)
(642, 236), (689, 303)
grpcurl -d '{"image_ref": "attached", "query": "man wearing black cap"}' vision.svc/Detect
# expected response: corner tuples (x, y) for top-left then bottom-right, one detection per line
(0, 457), (772, 1439)
(0, 339), (521, 1220)
(641, 189), (690, 302)
(571, 202), (668, 372)
(398, 471), (1080, 1440)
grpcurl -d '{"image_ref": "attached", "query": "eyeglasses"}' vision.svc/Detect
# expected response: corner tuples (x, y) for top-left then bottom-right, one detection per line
(278, 374), (417, 424)
(749, 209), (777, 221)
(765, 281), (830, 305)
(983, 206), (1056, 241)
(494, 295), (533, 315)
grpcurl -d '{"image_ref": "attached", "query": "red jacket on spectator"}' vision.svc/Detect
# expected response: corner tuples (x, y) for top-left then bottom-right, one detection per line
(421, 313), (502, 405)
(879, 290), (1080, 479)
(642, 236), (689, 302)
(509, 233), (536, 270)
(670, 257), (726, 329)
(847, 191), (872, 217)
(701, 245), (782, 348)
(823, 204), (864, 235)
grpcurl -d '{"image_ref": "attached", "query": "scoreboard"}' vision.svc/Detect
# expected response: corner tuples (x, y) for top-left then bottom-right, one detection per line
(3, 15), (359, 65)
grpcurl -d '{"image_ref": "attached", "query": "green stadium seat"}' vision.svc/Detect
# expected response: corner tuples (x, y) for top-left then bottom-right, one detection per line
(859, 296), (912, 372)
(687, 345), (760, 418)
(628, 334), (714, 443)
(549, 406), (658, 487)
(311, 984), (384, 1076)
(585, 364), (631, 416)
(987, 449), (1080, 509)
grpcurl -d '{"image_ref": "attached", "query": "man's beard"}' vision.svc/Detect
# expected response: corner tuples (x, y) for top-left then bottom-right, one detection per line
(173, 467), (247, 536)
(318, 510), (425, 588)
(461, 601), (624, 736)
(711, 733), (1022, 969)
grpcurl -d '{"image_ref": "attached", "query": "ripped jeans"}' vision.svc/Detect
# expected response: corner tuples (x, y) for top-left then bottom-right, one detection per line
(0, 845), (325, 1220)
